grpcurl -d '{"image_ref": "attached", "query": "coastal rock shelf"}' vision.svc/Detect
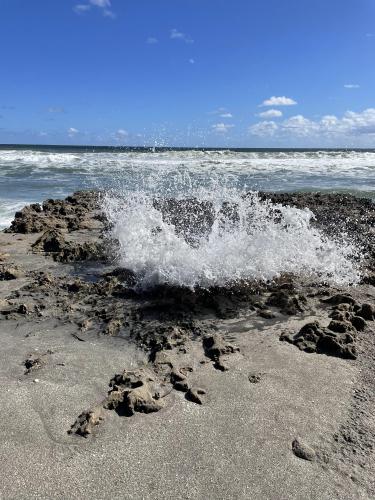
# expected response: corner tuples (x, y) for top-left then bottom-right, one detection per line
(1, 190), (375, 498)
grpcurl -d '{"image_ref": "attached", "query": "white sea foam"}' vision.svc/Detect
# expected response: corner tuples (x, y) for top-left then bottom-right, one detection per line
(104, 185), (360, 289)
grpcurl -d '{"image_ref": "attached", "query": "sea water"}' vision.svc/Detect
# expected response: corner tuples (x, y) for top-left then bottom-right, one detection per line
(1, 145), (373, 286)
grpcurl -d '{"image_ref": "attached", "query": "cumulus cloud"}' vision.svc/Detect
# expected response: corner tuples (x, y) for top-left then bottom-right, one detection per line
(212, 123), (234, 134)
(258, 109), (283, 118)
(219, 112), (233, 118)
(261, 96), (297, 107)
(170, 29), (194, 43)
(74, 0), (115, 18)
(146, 37), (158, 44)
(68, 127), (79, 137)
(249, 108), (375, 139)
(249, 121), (278, 137)
(344, 84), (360, 89)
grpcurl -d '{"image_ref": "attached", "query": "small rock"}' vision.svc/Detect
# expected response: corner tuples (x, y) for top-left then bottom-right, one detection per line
(357, 303), (374, 321)
(350, 315), (366, 331)
(292, 438), (316, 461)
(32, 229), (66, 253)
(321, 294), (356, 306)
(327, 320), (353, 334)
(17, 304), (28, 315)
(203, 334), (239, 371)
(185, 387), (206, 405)
(248, 373), (263, 384)
(0, 265), (24, 280)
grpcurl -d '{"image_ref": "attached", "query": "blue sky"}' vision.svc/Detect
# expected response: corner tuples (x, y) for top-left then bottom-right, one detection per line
(1, 0), (375, 147)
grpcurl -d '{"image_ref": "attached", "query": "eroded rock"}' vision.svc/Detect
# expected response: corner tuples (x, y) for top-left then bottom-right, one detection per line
(68, 407), (104, 437)
(105, 369), (164, 417)
(203, 333), (239, 371)
(280, 321), (357, 359)
(0, 265), (24, 280)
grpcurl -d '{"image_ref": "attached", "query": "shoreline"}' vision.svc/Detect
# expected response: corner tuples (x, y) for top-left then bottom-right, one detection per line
(1, 190), (374, 499)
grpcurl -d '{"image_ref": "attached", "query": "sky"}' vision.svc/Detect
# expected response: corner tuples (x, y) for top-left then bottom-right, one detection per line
(0, 0), (375, 147)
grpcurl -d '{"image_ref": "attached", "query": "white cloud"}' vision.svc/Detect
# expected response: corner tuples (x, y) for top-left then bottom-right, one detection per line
(170, 29), (194, 44)
(115, 129), (129, 141)
(73, 4), (91, 13)
(74, 0), (115, 18)
(90, 0), (110, 6)
(68, 127), (79, 137)
(249, 121), (278, 137)
(258, 109), (283, 118)
(220, 112), (233, 118)
(146, 37), (158, 44)
(281, 115), (319, 136)
(212, 123), (234, 134)
(261, 96), (297, 107)
(344, 84), (360, 89)
(249, 108), (375, 139)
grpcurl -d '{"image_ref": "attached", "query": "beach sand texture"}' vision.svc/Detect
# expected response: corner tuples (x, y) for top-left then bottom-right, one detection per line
(0, 191), (374, 499)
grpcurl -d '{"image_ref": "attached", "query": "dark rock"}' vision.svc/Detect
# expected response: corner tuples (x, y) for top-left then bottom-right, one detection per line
(185, 387), (206, 405)
(329, 310), (351, 322)
(54, 241), (105, 263)
(357, 303), (374, 321)
(350, 316), (367, 331)
(248, 373), (263, 384)
(104, 267), (137, 286)
(153, 198), (215, 247)
(203, 334), (239, 370)
(321, 294), (357, 306)
(266, 291), (305, 315)
(280, 321), (357, 359)
(0, 265), (24, 280)
(327, 320), (353, 334)
(292, 438), (316, 461)
(105, 369), (163, 417)
(32, 229), (66, 253)
(68, 408), (104, 437)
(17, 304), (28, 315)
(6, 191), (102, 234)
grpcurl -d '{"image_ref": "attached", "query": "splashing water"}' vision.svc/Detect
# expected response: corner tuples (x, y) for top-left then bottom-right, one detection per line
(104, 174), (360, 288)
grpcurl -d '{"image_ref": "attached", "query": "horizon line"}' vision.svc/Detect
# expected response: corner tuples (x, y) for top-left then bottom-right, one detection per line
(1, 143), (375, 152)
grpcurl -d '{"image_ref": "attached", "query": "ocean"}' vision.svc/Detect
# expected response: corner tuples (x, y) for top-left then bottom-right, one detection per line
(1, 145), (375, 230)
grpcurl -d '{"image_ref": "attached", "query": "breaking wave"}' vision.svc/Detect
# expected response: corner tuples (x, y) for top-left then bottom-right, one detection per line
(104, 179), (360, 289)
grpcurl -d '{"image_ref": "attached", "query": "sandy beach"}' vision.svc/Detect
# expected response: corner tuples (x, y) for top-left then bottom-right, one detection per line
(0, 191), (374, 499)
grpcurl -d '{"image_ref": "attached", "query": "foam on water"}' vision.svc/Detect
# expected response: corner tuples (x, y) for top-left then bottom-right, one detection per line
(1, 148), (375, 231)
(104, 182), (360, 289)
